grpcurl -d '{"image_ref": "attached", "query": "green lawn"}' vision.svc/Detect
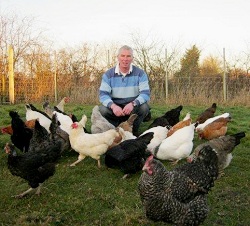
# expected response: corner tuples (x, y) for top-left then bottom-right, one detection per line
(0, 103), (249, 226)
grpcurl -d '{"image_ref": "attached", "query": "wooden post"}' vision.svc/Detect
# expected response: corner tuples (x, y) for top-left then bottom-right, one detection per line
(165, 48), (168, 101)
(8, 45), (15, 104)
(54, 51), (58, 103)
(223, 48), (227, 101)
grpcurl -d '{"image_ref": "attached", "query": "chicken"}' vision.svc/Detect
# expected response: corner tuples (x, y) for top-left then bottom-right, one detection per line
(140, 126), (169, 152)
(138, 145), (219, 225)
(9, 111), (33, 152)
(151, 123), (197, 164)
(28, 119), (51, 153)
(91, 105), (115, 133)
(109, 114), (138, 147)
(55, 96), (70, 112)
(69, 115), (119, 168)
(1, 119), (36, 135)
(195, 112), (230, 132)
(188, 132), (246, 176)
(196, 116), (232, 140)
(104, 132), (154, 178)
(148, 105), (183, 129)
(49, 113), (71, 153)
(167, 112), (192, 137)
(25, 104), (52, 133)
(4, 141), (62, 198)
(52, 110), (73, 135)
(43, 97), (70, 117)
(195, 103), (217, 124)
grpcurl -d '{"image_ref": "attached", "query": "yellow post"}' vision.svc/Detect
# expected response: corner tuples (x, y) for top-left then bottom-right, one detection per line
(8, 45), (15, 104)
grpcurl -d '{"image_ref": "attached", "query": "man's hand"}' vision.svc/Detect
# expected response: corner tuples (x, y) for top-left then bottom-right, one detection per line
(111, 104), (125, 116)
(123, 102), (134, 115)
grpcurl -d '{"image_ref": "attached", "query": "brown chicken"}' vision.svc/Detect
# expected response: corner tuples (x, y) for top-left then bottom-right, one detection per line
(167, 112), (192, 137)
(1, 119), (36, 135)
(196, 116), (231, 140)
(195, 103), (217, 124)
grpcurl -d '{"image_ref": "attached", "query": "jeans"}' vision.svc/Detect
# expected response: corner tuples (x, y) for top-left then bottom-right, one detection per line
(99, 102), (150, 135)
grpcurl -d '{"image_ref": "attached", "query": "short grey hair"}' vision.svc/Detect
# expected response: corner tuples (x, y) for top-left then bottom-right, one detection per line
(117, 45), (133, 56)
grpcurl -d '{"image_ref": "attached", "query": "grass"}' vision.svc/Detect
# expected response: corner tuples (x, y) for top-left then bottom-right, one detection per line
(0, 103), (250, 226)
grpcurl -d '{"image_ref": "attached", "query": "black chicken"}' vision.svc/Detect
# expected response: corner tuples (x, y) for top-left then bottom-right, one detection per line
(9, 111), (33, 152)
(105, 132), (154, 178)
(28, 119), (51, 152)
(4, 141), (62, 198)
(49, 113), (71, 153)
(138, 145), (219, 225)
(148, 105), (183, 129)
(195, 103), (217, 124)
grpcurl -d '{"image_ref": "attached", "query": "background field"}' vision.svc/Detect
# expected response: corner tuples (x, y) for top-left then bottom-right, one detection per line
(0, 103), (249, 226)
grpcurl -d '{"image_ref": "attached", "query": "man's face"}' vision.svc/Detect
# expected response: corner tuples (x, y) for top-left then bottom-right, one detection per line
(118, 49), (133, 69)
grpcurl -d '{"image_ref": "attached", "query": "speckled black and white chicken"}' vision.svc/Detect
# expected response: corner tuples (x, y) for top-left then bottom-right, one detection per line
(138, 145), (219, 226)
(188, 132), (246, 176)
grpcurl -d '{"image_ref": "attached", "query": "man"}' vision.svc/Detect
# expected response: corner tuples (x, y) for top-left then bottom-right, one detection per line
(99, 45), (150, 136)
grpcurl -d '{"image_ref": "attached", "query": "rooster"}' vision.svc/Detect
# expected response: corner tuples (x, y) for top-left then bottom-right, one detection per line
(167, 112), (192, 137)
(4, 141), (62, 198)
(138, 145), (219, 225)
(148, 105), (183, 129)
(69, 115), (119, 168)
(195, 103), (217, 124)
(196, 116), (232, 140)
(151, 123), (197, 164)
(188, 132), (246, 176)
(9, 111), (33, 152)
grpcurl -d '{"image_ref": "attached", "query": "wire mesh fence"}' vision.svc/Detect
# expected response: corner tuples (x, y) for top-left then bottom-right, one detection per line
(1, 75), (250, 106)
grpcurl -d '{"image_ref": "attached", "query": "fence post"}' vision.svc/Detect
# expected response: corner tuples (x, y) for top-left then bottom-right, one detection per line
(54, 51), (58, 103)
(223, 48), (227, 101)
(165, 48), (168, 101)
(8, 45), (15, 104)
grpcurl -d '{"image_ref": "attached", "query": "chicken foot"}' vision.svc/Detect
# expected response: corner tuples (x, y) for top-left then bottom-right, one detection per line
(70, 154), (86, 167)
(12, 184), (42, 198)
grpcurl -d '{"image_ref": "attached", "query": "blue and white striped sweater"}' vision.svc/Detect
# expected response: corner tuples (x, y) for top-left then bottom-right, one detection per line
(99, 65), (150, 107)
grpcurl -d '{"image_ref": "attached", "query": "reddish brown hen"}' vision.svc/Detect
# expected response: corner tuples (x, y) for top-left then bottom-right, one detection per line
(196, 116), (231, 140)
(195, 103), (217, 124)
(1, 119), (36, 135)
(167, 112), (192, 137)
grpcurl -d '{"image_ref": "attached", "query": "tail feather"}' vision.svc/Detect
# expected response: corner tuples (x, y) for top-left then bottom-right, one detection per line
(137, 132), (154, 144)
(232, 132), (246, 146)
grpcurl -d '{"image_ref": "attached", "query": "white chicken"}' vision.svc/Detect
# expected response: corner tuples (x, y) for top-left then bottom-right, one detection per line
(140, 126), (169, 153)
(69, 114), (119, 168)
(52, 111), (73, 135)
(152, 123), (197, 164)
(195, 112), (230, 132)
(25, 104), (51, 133)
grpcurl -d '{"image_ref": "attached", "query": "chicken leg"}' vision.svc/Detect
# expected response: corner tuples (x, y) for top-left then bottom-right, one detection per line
(70, 154), (86, 166)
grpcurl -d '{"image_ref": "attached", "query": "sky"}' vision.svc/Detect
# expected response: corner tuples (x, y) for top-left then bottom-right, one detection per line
(1, 0), (250, 58)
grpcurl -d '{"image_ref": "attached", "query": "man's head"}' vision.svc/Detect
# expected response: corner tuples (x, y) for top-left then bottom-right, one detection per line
(117, 45), (133, 73)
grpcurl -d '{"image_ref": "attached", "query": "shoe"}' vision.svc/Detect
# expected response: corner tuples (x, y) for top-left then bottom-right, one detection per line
(143, 111), (151, 122)
(133, 131), (141, 137)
